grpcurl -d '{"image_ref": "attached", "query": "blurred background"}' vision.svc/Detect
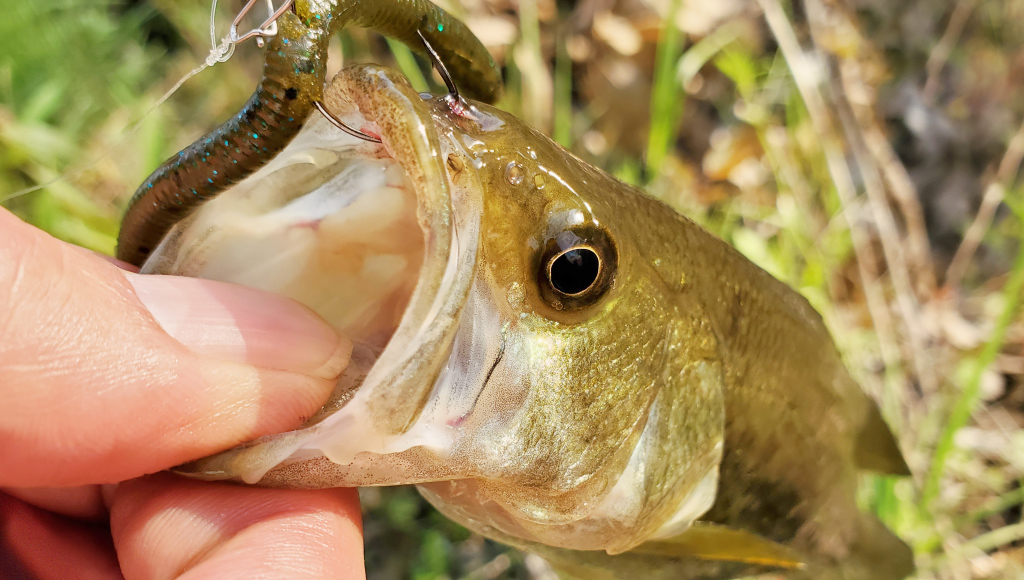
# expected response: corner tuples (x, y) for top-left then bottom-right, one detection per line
(1, 0), (1023, 578)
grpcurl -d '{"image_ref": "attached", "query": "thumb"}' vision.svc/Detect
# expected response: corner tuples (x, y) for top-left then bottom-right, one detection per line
(0, 209), (348, 487)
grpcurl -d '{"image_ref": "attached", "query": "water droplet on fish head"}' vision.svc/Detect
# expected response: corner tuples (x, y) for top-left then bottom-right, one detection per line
(534, 174), (546, 189)
(505, 162), (524, 186)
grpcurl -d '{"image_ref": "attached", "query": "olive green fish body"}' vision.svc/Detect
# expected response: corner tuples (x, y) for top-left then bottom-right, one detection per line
(430, 111), (913, 578)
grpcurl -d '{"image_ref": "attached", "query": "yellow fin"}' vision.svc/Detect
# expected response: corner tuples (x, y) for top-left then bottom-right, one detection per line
(855, 403), (911, 476)
(630, 523), (806, 569)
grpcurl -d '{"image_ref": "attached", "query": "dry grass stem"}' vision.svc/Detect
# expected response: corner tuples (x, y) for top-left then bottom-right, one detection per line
(945, 117), (1024, 289)
(863, 126), (936, 295)
(805, 1), (936, 397)
(961, 521), (1024, 554)
(923, 0), (981, 102)
(756, 0), (913, 429)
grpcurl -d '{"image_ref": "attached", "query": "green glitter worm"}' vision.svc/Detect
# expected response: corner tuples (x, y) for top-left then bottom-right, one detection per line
(116, 0), (501, 266)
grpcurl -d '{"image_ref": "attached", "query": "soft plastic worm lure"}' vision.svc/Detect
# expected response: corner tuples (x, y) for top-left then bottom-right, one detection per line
(116, 0), (502, 266)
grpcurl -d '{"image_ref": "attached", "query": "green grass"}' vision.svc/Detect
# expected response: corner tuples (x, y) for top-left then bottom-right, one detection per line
(645, 0), (683, 176)
(923, 203), (1024, 510)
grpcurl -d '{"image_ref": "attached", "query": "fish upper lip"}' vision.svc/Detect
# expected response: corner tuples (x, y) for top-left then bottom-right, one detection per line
(173, 65), (480, 483)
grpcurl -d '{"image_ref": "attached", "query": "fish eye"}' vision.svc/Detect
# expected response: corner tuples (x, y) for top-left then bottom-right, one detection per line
(548, 246), (601, 295)
(537, 227), (616, 310)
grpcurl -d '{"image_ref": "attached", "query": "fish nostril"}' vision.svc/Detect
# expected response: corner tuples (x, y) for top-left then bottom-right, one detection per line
(447, 154), (464, 177)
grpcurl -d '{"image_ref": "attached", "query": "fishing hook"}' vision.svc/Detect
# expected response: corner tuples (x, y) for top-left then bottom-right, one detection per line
(229, 0), (380, 142)
(416, 25), (472, 118)
(313, 101), (383, 143)
(316, 25), (479, 143)
(230, 0), (295, 47)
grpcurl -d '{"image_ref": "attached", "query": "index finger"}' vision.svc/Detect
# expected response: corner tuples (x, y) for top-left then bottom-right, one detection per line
(0, 209), (347, 487)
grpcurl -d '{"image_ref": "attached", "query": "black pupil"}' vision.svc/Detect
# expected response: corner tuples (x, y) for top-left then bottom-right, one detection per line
(550, 248), (600, 295)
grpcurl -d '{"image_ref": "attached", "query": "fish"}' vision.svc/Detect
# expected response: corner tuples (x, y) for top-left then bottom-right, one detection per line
(135, 64), (915, 580)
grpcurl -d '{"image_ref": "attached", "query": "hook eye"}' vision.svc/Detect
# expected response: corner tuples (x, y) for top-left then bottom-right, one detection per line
(230, 0), (295, 46)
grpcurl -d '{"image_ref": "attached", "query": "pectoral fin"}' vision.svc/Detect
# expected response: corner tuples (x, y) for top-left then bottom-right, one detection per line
(630, 523), (806, 569)
(855, 403), (911, 476)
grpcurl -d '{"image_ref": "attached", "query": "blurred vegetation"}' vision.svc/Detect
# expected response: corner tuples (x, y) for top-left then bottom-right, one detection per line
(2, 0), (1024, 578)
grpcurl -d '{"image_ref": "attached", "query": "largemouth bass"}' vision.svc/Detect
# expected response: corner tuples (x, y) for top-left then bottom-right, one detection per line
(136, 65), (914, 580)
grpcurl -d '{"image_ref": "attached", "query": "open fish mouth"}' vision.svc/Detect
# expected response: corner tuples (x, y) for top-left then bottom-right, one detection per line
(140, 65), (732, 556)
(144, 67), (483, 486)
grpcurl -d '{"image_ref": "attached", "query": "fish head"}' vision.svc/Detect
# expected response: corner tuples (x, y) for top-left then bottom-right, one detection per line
(143, 65), (725, 554)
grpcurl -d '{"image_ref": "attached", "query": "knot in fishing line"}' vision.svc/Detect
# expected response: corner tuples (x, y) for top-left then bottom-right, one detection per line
(205, 38), (236, 67)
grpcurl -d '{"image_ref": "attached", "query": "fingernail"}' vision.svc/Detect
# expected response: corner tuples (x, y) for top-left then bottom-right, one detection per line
(125, 273), (350, 379)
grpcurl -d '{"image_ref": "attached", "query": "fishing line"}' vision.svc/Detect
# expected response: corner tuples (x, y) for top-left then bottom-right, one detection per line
(0, 0), (241, 205)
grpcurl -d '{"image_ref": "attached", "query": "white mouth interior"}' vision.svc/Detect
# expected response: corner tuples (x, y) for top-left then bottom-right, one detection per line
(148, 115), (425, 357)
(150, 103), (489, 485)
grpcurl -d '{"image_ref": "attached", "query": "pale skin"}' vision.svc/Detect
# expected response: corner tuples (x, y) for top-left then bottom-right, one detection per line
(0, 208), (365, 580)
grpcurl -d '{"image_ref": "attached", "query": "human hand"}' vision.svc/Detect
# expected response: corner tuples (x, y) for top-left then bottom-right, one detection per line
(0, 208), (365, 580)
